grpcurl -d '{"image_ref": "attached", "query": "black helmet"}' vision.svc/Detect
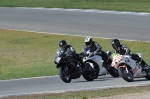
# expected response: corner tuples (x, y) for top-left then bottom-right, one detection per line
(59, 40), (67, 50)
(85, 37), (93, 47)
(111, 39), (120, 49)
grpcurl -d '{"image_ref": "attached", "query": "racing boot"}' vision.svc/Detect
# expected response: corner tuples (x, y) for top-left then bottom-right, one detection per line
(142, 64), (150, 70)
(138, 58), (150, 70)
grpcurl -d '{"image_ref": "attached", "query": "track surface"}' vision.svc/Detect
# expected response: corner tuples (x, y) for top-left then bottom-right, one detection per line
(1, 75), (150, 97)
(0, 7), (150, 41)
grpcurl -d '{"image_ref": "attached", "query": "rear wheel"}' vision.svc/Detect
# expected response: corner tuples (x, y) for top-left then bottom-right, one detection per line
(59, 65), (72, 83)
(109, 67), (119, 77)
(106, 59), (119, 77)
(118, 64), (133, 82)
(145, 75), (150, 80)
(145, 70), (150, 80)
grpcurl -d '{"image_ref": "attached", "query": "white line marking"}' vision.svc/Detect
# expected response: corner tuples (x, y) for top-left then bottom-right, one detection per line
(0, 75), (59, 82)
(1, 28), (150, 43)
(1, 7), (150, 16)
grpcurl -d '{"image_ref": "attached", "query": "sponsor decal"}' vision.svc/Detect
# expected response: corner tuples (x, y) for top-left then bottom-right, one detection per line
(111, 55), (123, 68)
(132, 67), (138, 74)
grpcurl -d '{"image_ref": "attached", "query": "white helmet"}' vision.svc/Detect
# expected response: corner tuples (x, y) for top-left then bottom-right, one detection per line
(85, 37), (93, 47)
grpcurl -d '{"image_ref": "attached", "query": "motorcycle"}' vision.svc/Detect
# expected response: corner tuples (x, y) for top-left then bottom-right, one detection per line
(111, 53), (150, 82)
(82, 50), (119, 79)
(54, 49), (96, 83)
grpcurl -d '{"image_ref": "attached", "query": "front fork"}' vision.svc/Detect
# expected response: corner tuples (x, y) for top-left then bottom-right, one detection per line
(119, 65), (130, 74)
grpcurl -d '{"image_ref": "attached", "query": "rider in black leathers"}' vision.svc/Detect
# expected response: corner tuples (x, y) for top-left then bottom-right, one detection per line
(111, 39), (150, 70)
(83, 37), (108, 65)
(58, 40), (76, 56)
(56, 40), (84, 68)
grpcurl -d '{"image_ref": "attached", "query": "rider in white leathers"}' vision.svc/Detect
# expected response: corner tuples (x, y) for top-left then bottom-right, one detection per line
(83, 37), (109, 66)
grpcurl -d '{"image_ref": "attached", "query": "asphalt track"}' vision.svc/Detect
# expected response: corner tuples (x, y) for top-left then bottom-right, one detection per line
(0, 7), (150, 97)
(0, 7), (150, 41)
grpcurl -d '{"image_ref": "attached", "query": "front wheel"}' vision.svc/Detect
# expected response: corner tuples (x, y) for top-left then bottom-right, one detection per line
(82, 63), (94, 81)
(59, 66), (72, 83)
(82, 62), (99, 81)
(118, 64), (133, 82)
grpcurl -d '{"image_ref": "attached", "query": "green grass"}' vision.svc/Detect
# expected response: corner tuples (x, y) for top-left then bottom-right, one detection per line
(1, 0), (150, 12)
(0, 29), (150, 80)
(2, 85), (150, 99)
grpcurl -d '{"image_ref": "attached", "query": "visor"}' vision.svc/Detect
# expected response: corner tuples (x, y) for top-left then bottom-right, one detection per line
(113, 45), (118, 50)
(60, 45), (66, 50)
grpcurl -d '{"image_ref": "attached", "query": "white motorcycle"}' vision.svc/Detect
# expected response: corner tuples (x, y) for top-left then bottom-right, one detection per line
(83, 50), (119, 79)
(111, 53), (150, 82)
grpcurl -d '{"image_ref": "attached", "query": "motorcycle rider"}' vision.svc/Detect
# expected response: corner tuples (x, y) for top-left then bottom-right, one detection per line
(111, 39), (150, 70)
(56, 40), (84, 69)
(83, 37), (109, 66)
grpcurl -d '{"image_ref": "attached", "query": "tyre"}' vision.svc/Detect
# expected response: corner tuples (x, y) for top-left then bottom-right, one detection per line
(145, 75), (150, 80)
(145, 70), (150, 80)
(82, 73), (94, 81)
(118, 65), (133, 82)
(82, 61), (99, 81)
(89, 61), (99, 79)
(109, 69), (119, 77)
(59, 66), (72, 83)
(109, 67), (119, 77)
(107, 64), (119, 77)
(82, 62), (94, 81)
(106, 59), (119, 77)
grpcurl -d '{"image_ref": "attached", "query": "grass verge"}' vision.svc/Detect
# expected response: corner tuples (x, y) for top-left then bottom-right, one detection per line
(0, 0), (150, 12)
(0, 29), (150, 80)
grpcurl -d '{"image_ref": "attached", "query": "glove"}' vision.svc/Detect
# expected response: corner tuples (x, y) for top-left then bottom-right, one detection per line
(62, 54), (66, 59)
(93, 51), (97, 55)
